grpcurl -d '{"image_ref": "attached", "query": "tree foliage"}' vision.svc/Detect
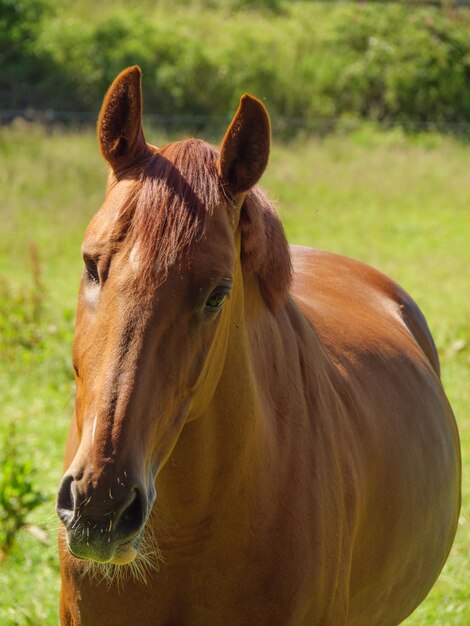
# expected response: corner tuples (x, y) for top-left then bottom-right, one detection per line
(2, 1), (470, 126)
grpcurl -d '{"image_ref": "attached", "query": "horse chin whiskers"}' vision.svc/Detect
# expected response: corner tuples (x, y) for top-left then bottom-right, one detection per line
(78, 522), (162, 590)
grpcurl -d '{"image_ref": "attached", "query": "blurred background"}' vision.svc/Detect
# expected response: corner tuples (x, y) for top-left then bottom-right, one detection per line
(0, 1), (469, 624)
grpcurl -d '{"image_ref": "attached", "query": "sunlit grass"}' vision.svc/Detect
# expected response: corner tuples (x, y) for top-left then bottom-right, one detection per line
(0, 123), (468, 624)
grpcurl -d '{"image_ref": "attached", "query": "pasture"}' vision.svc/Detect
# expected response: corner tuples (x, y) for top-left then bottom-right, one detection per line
(0, 123), (468, 624)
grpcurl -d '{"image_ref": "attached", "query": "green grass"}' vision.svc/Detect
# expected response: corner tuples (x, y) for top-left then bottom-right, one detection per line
(0, 123), (468, 624)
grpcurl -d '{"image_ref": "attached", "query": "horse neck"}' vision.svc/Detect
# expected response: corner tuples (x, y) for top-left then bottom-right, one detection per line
(154, 257), (329, 538)
(156, 258), (282, 521)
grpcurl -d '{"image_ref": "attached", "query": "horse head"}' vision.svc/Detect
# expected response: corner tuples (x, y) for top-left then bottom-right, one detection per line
(56, 66), (291, 566)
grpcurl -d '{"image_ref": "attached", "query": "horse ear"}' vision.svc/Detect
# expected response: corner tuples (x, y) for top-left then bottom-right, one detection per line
(218, 94), (271, 195)
(97, 66), (149, 171)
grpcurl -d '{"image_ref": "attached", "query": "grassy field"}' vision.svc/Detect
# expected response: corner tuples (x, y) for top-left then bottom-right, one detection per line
(0, 122), (468, 624)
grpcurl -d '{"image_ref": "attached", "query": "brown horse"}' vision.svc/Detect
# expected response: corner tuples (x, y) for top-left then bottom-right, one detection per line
(57, 66), (460, 625)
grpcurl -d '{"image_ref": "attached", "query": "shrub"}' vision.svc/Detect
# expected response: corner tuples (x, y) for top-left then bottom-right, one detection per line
(328, 4), (470, 124)
(0, 0), (54, 108)
(0, 422), (46, 562)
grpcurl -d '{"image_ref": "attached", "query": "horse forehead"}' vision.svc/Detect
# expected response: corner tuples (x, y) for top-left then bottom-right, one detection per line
(196, 226), (237, 270)
(85, 178), (134, 241)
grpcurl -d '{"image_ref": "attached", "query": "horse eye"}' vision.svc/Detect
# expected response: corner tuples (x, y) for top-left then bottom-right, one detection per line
(205, 287), (230, 313)
(84, 257), (99, 285)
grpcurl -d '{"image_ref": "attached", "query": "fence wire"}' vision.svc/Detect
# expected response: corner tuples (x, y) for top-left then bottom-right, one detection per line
(3, 109), (470, 136)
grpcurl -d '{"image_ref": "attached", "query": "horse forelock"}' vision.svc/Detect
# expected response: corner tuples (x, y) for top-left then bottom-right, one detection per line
(110, 138), (292, 305)
(115, 139), (226, 287)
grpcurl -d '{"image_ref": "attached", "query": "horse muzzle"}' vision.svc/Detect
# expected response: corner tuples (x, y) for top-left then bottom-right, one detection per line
(56, 471), (154, 564)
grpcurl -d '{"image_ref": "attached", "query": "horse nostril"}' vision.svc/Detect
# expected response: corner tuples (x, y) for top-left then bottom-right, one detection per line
(115, 488), (145, 537)
(56, 475), (75, 523)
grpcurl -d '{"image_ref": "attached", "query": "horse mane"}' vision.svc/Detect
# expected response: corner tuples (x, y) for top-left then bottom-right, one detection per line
(123, 138), (292, 308)
(239, 186), (292, 308)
